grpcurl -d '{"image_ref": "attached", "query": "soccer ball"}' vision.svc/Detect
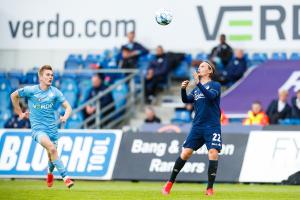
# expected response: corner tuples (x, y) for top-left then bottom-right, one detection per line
(155, 9), (173, 26)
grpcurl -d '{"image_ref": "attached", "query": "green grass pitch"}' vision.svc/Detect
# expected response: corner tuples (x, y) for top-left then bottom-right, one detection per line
(0, 180), (299, 200)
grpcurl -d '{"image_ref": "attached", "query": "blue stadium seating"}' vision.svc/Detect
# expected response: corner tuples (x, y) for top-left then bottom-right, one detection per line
(251, 53), (268, 65)
(272, 52), (287, 60)
(7, 70), (24, 83)
(279, 118), (300, 125)
(60, 78), (79, 92)
(25, 70), (39, 84)
(171, 108), (192, 124)
(0, 109), (12, 128)
(0, 72), (6, 80)
(172, 61), (190, 79)
(62, 90), (78, 108)
(195, 53), (209, 61)
(83, 54), (99, 69)
(0, 79), (12, 111)
(290, 52), (300, 60)
(64, 54), (83, 69)
(78, 79), (92, 105)
(112, 82), (128, 110)
(65, 112), (83, 129)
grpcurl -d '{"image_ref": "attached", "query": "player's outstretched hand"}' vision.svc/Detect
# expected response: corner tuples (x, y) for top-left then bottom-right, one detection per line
(181, 80), (189, 89)
(19, 111), (29, 120)
(192, 71), (200, 84)
(60, 116), (68, 123)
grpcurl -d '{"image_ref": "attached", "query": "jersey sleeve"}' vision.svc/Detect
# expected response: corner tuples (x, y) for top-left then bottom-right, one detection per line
(55, 88), (66, 105)
(181, 89), (194, 103)
(196, 82), (221, 100)
(17, 86), (33, 98)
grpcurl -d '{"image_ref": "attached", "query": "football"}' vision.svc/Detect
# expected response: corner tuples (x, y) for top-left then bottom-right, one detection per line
(155, 9), (173, 25)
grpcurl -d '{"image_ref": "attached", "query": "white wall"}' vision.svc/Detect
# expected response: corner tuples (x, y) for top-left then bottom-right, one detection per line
(0, 0), (299, 70)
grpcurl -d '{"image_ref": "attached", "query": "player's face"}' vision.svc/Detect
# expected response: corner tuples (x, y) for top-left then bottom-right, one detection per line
(40, 70), (53, 86)
(198, 63), (212, 78)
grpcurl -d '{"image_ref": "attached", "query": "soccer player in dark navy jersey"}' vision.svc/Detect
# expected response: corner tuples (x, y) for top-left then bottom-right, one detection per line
(162, 61), (222, 196)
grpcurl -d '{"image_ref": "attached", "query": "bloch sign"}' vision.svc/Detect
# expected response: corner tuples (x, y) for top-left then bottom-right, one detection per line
(0, 129), (122, 180)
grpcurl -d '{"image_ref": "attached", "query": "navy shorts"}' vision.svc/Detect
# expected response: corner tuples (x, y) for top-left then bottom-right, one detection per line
(183, 126), (222, 152)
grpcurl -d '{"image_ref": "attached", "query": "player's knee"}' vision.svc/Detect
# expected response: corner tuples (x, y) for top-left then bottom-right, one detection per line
(208, 149), (218, 160)
(48, 146), (57, 156)
(181, 150), (193, 160)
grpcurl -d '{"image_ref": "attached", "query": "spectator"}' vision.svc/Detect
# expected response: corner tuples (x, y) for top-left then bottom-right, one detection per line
(209, 34), (233, 70)
(220, 109), (229, 125)
(120, 31), (149, 69)
(144, 106), (161, 123)
(243, 101), (269, 126)
(267, 89), (292, 124)
(145, 45), (185, 103)
(83, 74), (114, 127)
(291, 89), (300, 118)
(5, 102), (30, 128)
(215, 49), (247, 85)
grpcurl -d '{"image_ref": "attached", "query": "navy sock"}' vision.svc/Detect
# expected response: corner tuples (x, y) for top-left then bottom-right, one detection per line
(207, 160), (218, 189)
(169, 157), (186, 183)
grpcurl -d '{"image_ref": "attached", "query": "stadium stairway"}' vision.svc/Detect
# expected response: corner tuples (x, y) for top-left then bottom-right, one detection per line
(127, 80), (186, 130)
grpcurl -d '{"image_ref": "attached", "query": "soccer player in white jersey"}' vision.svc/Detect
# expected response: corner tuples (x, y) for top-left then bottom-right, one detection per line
(10, 65), (74, 188)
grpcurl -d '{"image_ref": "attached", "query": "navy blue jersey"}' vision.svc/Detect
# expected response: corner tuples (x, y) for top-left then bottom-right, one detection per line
(181, 81), (221, 129)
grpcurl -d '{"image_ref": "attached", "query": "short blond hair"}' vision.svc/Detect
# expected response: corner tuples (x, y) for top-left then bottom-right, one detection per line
(38, 65), (53, 77)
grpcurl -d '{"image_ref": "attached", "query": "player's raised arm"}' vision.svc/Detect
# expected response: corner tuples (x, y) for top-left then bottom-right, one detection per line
(192, 71), (219, 100)
(60, 100), (72, 123)
(181, 80), (194, 103)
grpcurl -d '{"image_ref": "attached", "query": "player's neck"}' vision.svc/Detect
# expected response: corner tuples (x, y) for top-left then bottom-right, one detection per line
(200, 76), (211, 84)
(39, 83), (49, 91)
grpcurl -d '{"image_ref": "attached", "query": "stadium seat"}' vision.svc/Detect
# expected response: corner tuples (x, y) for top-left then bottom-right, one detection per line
(0, 79), (12, 111)
(250, 53), (268, 66)
(195, 52), (208, 61)
(271, 52), (287, 60)
(0, 109), (12, 128)
(7, 70), (24, 83)
(279, 118), (300, 125)
(7, 77), (20, 91)
(65, 112), (84, 129)
(290, 52), (300, 60)
(172, 61), (190, 79)
(25, 70), (39, 84)
(83, 54), (99, 69)
(171, 108), (192, 124)
(64, 54), (83, 69)
(61, 72), (77, 80)
(60, 78), (79, 93)
(62, 90), (78, 108)
(78, 79), (92, 105)
(112, 82), (128, 110)
(0, 71), (6, 81)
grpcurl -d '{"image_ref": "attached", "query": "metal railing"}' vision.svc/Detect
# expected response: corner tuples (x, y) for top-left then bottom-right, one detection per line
(59, 68), (144, 129)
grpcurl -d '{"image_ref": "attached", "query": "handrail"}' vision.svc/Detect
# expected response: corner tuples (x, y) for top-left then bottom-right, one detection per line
(60, 68), (144, 129)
